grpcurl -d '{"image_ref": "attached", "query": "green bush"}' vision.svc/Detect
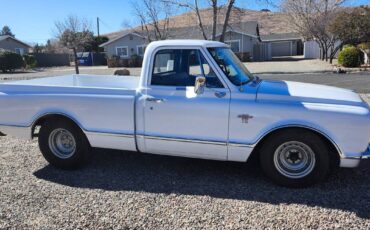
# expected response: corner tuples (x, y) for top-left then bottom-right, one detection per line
(338, 46), (361, 67)
(23, 54), (37, 68)
(0, 50), (25, 72)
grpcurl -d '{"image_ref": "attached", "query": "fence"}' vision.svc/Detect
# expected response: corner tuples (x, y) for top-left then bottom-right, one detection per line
(33, 53), (70, 67)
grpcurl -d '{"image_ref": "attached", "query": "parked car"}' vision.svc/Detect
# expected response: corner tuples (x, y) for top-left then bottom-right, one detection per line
(0, 40), (369, 187)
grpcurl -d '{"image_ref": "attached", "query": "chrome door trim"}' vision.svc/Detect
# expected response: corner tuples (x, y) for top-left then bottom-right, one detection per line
(84, 131), (135, 138)
(140, 134), (254, 148)
(139, 134), (227, 146)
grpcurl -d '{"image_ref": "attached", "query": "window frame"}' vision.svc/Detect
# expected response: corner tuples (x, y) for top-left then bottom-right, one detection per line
(115, 46), (128, 58)
(137, 45), (146, 56)
(224, 40), (241, 53)
(149, 47), (227, 89)
(15, 48), (24, 55)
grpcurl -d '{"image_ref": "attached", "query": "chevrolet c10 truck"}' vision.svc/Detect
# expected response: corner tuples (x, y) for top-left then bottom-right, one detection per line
(0, 40), (369, 187)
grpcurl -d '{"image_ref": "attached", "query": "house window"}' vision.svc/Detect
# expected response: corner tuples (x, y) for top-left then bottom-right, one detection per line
(15, 48), (24, 55)
(116, 46), (128, 58)
(225, 40), (240, 53)
(137, 45), (146, 56)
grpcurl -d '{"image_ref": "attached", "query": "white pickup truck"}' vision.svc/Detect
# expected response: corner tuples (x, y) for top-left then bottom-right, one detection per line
(0, 40), (369, 187)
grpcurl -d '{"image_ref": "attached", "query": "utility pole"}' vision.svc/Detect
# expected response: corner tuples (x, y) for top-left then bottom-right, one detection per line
(97, 17), (100, 38)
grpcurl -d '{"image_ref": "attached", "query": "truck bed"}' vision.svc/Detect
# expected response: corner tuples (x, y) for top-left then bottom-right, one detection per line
(4, 74), (140, 90)
(0, 75), (138, 152)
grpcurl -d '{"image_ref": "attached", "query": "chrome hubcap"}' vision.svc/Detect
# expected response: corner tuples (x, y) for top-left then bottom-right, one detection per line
(273, 141), (316, 179)
(48, 128), (76, 159)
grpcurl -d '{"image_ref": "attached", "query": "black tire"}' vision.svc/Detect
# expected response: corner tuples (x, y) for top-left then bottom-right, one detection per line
(38, 118), (90, 169)
(259, 129), (331, 188)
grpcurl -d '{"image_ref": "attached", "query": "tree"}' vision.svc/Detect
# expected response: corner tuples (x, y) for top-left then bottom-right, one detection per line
(84, 36), (109, 52)
(329, 6), (370, 64)
(55, 15), (94, 74)
(280, 0), (347, 63)
(165, 0), (237, 41)
(0, 26), (15, 37)
(33, 43), (45, 53)
(329, 6), (370, 45)
(131, 0), (173, 41)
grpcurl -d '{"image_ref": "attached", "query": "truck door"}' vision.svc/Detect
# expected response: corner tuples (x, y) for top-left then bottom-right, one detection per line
(141, 48), (230, 160)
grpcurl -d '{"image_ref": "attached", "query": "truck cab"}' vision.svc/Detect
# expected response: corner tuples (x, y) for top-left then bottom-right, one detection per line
(136, 40), (254, 161)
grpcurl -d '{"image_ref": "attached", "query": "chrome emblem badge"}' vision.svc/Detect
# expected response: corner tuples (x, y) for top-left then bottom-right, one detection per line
(238, 114), (254, 123)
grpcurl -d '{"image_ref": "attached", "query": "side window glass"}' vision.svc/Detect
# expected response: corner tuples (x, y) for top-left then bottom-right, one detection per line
(153, 50), (175, 74)
(198, 52), (224, 88)
(151, 49), (224, 88)
(188, 50), (202, 76)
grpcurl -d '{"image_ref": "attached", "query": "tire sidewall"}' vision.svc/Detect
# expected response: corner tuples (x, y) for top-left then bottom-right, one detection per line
(38, 119), (89, 169)
(260, 130), (330, 188)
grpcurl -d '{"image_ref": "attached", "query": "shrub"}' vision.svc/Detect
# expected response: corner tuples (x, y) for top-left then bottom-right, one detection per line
(23, 54), (37, 68)
(107, 58), (119, 68)
(0, 50), (25, 72)
(130, 54), (142, 67)
(107, 56), (142, 68)
(338, 46), (361, 67)
(114, 69), (130, 76)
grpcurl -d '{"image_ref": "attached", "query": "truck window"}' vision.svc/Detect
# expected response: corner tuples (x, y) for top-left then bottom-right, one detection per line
(151, 49), (223, 88)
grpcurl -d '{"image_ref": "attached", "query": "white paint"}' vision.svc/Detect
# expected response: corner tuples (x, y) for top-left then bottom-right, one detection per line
(304, 40), (341, 59)
(0, 40), (369, 169)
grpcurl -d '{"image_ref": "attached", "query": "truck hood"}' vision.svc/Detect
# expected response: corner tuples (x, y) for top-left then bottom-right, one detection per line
(256, 80), (365, 106)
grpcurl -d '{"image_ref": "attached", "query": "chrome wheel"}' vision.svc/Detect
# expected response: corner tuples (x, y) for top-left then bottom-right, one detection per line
(48, 128), (76, 159)
(273, 141), (316, 179)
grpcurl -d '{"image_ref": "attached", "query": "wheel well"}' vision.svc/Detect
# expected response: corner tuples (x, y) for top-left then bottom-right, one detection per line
(32, 114), (83, 138)
(249, 127), (340, 167)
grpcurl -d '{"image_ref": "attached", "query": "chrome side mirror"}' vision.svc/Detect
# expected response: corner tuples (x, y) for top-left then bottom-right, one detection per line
(194, 76), (206, 95)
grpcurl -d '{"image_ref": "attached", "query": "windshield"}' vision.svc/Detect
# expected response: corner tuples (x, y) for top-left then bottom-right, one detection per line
(207, 47), (254, 85)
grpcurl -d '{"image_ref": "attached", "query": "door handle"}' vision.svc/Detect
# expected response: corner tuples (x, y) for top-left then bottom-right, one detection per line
(214, 91), (227, 98)
(146, 97), (165, 103)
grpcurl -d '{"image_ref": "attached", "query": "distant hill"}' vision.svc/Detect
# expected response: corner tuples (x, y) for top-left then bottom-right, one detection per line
(104, 5), (370, 40)
(104, 7), (295, 40)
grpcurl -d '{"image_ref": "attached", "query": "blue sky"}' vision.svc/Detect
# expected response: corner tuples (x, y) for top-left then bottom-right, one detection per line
(1, 0), (369, 44)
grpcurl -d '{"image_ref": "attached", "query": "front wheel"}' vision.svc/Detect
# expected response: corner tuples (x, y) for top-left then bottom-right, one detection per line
(38, 119), (90, 169)
(259, 129), (331, 188)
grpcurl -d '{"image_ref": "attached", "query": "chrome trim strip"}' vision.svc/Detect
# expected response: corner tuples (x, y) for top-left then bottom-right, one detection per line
(0, 123), (29, 128)
(139, 135), (227, 146)
(85, 131), (135, 138)
(229, 142), (254, 148)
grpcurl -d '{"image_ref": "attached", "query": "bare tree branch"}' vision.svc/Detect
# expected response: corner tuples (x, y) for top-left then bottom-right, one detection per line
(164, 0), (236, 41)
(280, 0), (346, 62)
(131, 0), (174, 41)
(219, 0), (235, 42)
(55, 15), (93, 74)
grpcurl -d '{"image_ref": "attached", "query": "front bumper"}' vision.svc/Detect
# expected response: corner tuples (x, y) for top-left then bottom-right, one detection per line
(340, 144), (370, 168)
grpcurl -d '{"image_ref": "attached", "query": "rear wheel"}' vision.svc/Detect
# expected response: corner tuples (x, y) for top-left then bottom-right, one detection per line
(259, 129), (331, 188)
(38, 119), (90, 169)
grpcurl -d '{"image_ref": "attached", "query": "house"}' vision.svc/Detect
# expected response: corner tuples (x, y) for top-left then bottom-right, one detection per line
(261, 33), (303, 57)
(100, 21), (303, 62)
(0, 35), (31, 55)
(99, 32), (146, 59)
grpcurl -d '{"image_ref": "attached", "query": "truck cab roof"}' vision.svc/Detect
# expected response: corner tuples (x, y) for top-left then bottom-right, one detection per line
(147, 40), (229, 49)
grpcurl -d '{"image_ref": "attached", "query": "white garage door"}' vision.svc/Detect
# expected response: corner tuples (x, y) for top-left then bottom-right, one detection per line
(271, 42), (291, 57)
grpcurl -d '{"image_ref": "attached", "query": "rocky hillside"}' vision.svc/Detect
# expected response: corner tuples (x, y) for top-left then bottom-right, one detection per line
(105, 7), (294, 39)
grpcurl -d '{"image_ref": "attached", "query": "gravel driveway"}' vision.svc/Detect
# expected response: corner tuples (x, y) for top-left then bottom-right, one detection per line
(1, 135), (370, 229)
